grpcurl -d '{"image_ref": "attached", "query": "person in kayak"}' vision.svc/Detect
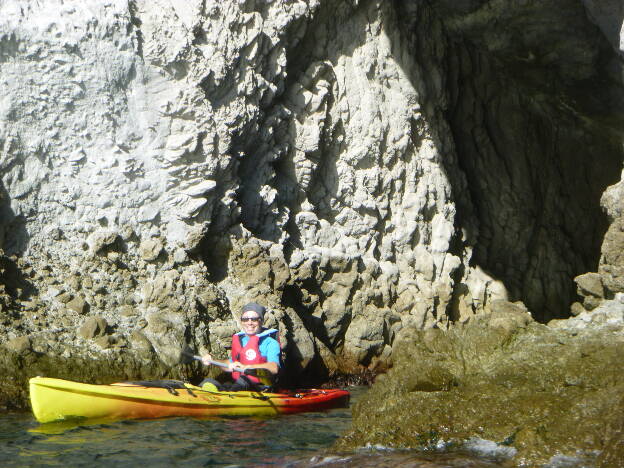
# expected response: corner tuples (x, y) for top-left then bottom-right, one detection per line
(201, 302), (280, 391)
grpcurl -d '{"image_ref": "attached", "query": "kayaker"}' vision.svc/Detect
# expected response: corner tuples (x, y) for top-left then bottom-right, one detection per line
(201, 302), (280, 391)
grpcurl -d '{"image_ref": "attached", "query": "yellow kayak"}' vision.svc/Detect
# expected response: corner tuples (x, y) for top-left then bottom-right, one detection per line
(29, 377), (350, 424)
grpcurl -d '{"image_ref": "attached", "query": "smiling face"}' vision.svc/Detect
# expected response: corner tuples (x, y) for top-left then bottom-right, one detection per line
(240, 313), (262, 336)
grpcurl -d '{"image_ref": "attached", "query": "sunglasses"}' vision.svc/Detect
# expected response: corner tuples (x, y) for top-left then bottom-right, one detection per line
(241, 316), (261, 322)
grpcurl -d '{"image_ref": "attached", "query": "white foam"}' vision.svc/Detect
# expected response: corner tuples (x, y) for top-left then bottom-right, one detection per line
(359, 442), (395, 452)
(544, 452), (597, 467)
(308, 455), (353, 466)
(463, 437), (518, 459)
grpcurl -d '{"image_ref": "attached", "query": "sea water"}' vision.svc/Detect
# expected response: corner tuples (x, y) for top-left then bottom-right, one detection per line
(0, 387), (592, 467)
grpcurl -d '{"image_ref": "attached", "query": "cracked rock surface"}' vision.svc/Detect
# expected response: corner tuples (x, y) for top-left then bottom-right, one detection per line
(0, 0), (623, 410)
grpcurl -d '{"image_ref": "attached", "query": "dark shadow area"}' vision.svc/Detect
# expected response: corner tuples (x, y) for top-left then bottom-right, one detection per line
(392, 0), (624, 321)
(190, 143), (243, 282)
(0, 183), (36, 311)
(281, 283), (333, 351)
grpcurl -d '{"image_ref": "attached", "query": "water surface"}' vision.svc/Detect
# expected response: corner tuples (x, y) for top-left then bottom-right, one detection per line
(0, 386), (588, 467)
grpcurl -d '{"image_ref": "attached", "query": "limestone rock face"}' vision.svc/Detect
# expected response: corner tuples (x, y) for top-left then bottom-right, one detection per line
(0, 0), (623, 398)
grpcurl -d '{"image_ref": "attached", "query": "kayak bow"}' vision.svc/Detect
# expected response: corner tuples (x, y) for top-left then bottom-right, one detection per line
(29, 377), (350, 424)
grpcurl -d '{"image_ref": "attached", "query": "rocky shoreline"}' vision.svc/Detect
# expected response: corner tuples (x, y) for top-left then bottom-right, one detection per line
(337, 302), (624, 466)
(1, 1), (624, 465)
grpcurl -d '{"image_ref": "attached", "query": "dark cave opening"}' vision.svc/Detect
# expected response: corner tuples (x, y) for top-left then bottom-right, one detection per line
(390, 0), (624, 322)
(427, 2), (624, 321)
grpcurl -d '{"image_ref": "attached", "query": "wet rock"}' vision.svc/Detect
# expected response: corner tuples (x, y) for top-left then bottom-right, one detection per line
(78, 316), (108, 339)
(598, 396), (624, 468)
(339, 312), (624, 466)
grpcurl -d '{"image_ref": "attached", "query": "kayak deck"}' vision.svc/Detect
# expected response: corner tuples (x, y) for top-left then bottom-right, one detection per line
(29, 377), (350, 424)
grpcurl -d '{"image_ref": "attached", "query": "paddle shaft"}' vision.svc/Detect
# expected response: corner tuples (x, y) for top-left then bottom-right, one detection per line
(187, 353), (254, 376)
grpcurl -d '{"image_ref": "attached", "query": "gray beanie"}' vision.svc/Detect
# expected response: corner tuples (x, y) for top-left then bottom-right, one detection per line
(241, 302), (265, 321)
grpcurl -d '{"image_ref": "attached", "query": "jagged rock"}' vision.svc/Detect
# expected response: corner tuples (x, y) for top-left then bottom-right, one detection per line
(139, 238), (163, 262)
(67, 275), (81, 291)
(142, 271), (178, 307)
(488, 300), (532, 332)
(55, 292), (72, 304)
(67, 295), (88, 314)
(583, 295), (603, 311)
(144, 311), (187, 367)
(550, 300), (624, 332)
(129, 330), (154, 356)
(575, 272), (605, 299)
(87, 231), (120, 255)
(599, 218), (624, 296)
(172, 248), (188, 265)
(78, 316), (108, 339)
(181, 180), (217, 197)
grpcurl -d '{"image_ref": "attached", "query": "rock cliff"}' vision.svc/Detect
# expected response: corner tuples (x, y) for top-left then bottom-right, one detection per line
(1, 0), (623, 404)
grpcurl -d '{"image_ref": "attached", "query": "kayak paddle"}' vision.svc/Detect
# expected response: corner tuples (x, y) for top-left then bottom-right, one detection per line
(180, 347), (271, 379)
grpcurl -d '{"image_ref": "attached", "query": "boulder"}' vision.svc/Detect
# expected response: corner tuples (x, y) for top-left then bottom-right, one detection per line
(339, 315), (624, 466)
(575, 272), (605, 298)
(129, 330), (155, 356)
(67, 295), (89, 314)
(78, 316), (108, 339)
(139, 238), (163, 262)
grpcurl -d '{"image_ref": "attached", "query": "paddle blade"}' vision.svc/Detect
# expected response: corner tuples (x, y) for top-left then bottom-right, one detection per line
(178, 345), (199, 365)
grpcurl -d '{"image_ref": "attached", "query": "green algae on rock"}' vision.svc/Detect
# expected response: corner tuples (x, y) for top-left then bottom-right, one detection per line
(337, 307), (624, 466)
(597, 396), (624, 468)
